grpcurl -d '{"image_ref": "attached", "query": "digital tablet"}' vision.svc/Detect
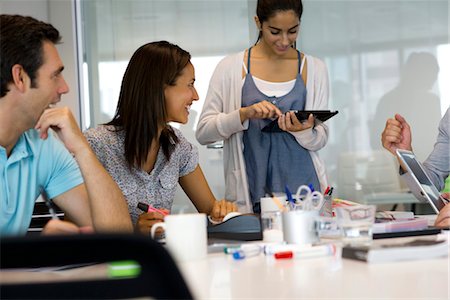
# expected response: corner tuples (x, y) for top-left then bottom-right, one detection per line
(262, 110), (339, 132)
(396, 149), (448, 213)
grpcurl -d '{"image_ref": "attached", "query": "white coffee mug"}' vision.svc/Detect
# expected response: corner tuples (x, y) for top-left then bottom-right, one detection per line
(260, 194), (287, 213)
(151, 213), (207, 262)
(282, 210), (319, 245)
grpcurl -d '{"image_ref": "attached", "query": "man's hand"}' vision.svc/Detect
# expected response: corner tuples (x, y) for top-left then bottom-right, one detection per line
(210, 199), (238, 222)
(42, 219), (94, 235)
(239, 100), (282, 123)
(434, 193), (450, 228)
(381, 114), (413, 155)
(135, 210), (169, 235)
(34, 106), (89, 155)
(278, 112), (314, 132)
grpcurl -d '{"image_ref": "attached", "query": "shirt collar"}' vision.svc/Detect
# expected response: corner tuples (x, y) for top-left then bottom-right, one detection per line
(7, 130), (37, 163)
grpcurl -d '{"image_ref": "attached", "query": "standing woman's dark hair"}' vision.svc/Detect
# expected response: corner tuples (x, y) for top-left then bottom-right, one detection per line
(107, 41), (191, 168)
(0, 14), (61, 97)
(255, 0), (303, 45)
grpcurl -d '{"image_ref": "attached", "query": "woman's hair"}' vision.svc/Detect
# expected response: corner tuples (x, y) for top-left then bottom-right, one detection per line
(106, 41), (191, 169)
(255, 0), (303, 44)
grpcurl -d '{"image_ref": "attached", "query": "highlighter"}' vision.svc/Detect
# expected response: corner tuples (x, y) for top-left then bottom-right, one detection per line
(137, 202), (169, 216)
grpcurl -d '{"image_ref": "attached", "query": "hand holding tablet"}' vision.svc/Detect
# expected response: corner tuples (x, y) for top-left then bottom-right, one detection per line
(262, 110), (338, 132)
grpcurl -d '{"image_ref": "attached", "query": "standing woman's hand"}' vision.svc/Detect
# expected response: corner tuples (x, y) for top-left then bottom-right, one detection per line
(239, 100), (282, 123)
(278, 112), (315, 132)
(135, 210), (169, 235)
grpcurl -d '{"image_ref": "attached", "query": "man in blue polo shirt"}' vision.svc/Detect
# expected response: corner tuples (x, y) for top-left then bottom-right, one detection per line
(0, 15), (133, 235)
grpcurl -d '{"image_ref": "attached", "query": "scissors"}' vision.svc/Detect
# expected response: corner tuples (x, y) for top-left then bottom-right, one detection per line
(294, 185), (324, 211)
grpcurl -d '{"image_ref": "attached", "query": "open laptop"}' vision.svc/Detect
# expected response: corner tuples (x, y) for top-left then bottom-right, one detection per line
(396, 149), (448, 213)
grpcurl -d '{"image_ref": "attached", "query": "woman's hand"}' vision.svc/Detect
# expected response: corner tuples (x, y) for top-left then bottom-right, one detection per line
(278, 111), (315, 132)
(239, 100), (282, 123)
(135, 210), (169, 235)
(210, 199), (238, 222)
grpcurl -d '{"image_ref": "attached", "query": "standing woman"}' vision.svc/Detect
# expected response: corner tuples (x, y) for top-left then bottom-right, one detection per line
(85, 41), (236, 234)
(196, 0), (329, 213)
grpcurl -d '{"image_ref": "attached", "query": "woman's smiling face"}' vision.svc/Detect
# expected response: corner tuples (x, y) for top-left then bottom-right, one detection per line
(164, 62), (199, 124)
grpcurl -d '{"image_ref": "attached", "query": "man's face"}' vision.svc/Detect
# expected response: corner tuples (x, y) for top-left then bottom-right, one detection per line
(25, 41), (69, 126)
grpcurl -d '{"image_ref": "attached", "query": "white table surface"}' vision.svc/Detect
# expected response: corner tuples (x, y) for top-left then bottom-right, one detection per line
(178, 234), (450, 300)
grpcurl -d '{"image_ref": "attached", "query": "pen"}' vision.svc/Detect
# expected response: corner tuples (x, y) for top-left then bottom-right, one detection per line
(274, 244), (336, 260)
(41, 189), (59, 220)
(285, 185), (295, 209)
(324, 186), (330, 195)
(328, 187), (334, 196)
(232, 244), (262, 260)
(264, 186), (286, 212)
(224, 246), (242, 254)
(137, 202), (169, 216)
(264, 244), (306, 255)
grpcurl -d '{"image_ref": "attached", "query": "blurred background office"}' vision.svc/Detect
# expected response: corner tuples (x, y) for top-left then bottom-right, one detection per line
(2, 0), (449, 212)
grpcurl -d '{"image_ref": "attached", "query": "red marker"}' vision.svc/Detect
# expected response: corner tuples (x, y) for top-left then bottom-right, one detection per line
(274, 244), (336, 260)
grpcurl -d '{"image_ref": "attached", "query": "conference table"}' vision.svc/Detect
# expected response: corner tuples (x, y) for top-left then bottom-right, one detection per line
(178, 234), (450, 300)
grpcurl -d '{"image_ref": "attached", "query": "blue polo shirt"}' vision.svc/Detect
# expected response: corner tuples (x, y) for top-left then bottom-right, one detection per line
(1, 129), (83, 236)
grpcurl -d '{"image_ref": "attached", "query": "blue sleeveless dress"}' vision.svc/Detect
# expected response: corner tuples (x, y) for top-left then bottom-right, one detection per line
(241, 47), (320, 212)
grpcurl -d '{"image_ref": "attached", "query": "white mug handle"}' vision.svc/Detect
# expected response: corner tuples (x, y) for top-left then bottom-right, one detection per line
(150, 222), (166, 239)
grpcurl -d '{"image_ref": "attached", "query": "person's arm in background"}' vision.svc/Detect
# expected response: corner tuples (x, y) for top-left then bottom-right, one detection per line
(381, 113), (413, 156)
(179, 165), (237, 222)
(382, 112), (450, 228)
(35, 107), (133, 233)
(422, 108), (450, 191)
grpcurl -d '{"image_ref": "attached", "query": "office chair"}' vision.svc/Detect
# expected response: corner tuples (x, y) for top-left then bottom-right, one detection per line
(0, 233), (193, 299)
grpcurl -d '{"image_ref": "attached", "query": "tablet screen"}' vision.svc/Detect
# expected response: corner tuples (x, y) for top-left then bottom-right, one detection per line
(396, 149), (446, 213)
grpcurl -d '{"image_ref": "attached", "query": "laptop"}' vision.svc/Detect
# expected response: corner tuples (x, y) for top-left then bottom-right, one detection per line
(396, 149), (448, 213)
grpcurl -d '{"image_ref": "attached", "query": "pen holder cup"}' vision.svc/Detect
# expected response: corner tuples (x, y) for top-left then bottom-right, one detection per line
(282, 210), (319, 245)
